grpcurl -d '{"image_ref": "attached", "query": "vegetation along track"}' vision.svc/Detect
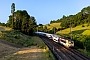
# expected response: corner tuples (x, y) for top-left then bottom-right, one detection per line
(39, 36), (90, 60)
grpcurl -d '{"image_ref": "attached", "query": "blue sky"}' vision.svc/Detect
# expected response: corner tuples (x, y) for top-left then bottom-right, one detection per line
(0, 0), (90, 24)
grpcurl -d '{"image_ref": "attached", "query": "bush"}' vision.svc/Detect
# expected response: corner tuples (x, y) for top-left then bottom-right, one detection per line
(72, 34), (90, 51)
(14, 34), (21, 39)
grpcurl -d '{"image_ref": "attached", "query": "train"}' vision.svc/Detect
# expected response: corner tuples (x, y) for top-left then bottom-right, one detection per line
(35, 32), (74, 48)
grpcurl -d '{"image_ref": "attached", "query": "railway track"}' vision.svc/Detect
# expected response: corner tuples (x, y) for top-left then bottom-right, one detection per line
(39, 36), (90, 60)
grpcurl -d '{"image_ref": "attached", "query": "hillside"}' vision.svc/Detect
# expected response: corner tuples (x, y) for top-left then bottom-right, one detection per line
(45, 23), (61, 30)
(45, 23), (90, 35)
(56, 24), (90, 35)
(49, 6), (90, 30)
(0, 26), (55, 60)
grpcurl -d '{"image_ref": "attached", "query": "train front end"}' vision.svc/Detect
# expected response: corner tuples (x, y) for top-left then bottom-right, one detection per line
(67, 40), (74, 48)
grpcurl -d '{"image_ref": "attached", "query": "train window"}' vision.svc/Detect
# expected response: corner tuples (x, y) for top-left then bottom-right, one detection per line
(71, 41), (74, 43)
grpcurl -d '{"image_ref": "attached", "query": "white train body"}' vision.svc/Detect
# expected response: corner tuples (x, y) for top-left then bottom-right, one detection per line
(46, 33), (53, 39)
(59, 38), (74, 48)
(52, 34), (60, 43)
(35, 32), (74, 48)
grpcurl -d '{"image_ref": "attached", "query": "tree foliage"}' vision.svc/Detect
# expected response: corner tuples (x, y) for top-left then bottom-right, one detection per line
(6, 10), (37, 35)
(37, 24), (44, 32)
(50, 6), (90, 29)
(11, 3), (15, 28)
(0, 22), (6, 26)
(11, 3), (15, 14)
(72, 34), (90, 50)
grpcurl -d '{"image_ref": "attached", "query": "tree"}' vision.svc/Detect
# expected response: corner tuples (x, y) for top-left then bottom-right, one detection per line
(43, 26), (48, 32)
(7, 10), (37, 35)
(6, 15), (12, 27)
(11, 3), (15, 28)
(37, 24), (43, 32)
(0, 22), (6, 26)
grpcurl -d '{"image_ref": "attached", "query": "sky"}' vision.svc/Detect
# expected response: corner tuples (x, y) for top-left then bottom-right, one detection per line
(0, 0), (90, 25)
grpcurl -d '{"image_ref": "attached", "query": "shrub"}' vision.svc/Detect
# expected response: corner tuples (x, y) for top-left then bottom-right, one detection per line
(14, 34), (21, 39)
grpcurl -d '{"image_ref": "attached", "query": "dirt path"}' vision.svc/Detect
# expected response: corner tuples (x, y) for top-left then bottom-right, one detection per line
(0, 39), (45, 60)
(0, 40), (20, 58)
(5, 47), (44, 60)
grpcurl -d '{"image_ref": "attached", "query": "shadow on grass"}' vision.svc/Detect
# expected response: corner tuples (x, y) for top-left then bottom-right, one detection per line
(69, 29), (87, 34)
(0, 27), (5, 31)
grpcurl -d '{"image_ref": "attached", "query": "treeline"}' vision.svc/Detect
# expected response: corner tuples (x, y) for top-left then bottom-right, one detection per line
(50, 6), (90, 28)
(50, 19), (61, 24)
(0, 22), (6, 26)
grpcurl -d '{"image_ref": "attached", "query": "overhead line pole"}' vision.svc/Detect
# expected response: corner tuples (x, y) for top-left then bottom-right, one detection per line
(70, 21), (72, 39)
(37, 27), (38, 32)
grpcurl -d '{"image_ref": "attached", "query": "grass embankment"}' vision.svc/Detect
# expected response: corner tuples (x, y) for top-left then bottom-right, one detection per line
(0, 41), (20, 59)
(0, 30), (46, 47)
(0, 26), (55, 60)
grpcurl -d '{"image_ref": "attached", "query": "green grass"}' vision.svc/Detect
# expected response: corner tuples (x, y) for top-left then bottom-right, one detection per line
(31, 36), (47, 48)
(56, 24), (90, 35)
(41, 47), (55, 60)
(0, 30), (47, 48)
(78, 49), (90, 57)
(82, 29), (90, 35)
(45, 23), (61, 30)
